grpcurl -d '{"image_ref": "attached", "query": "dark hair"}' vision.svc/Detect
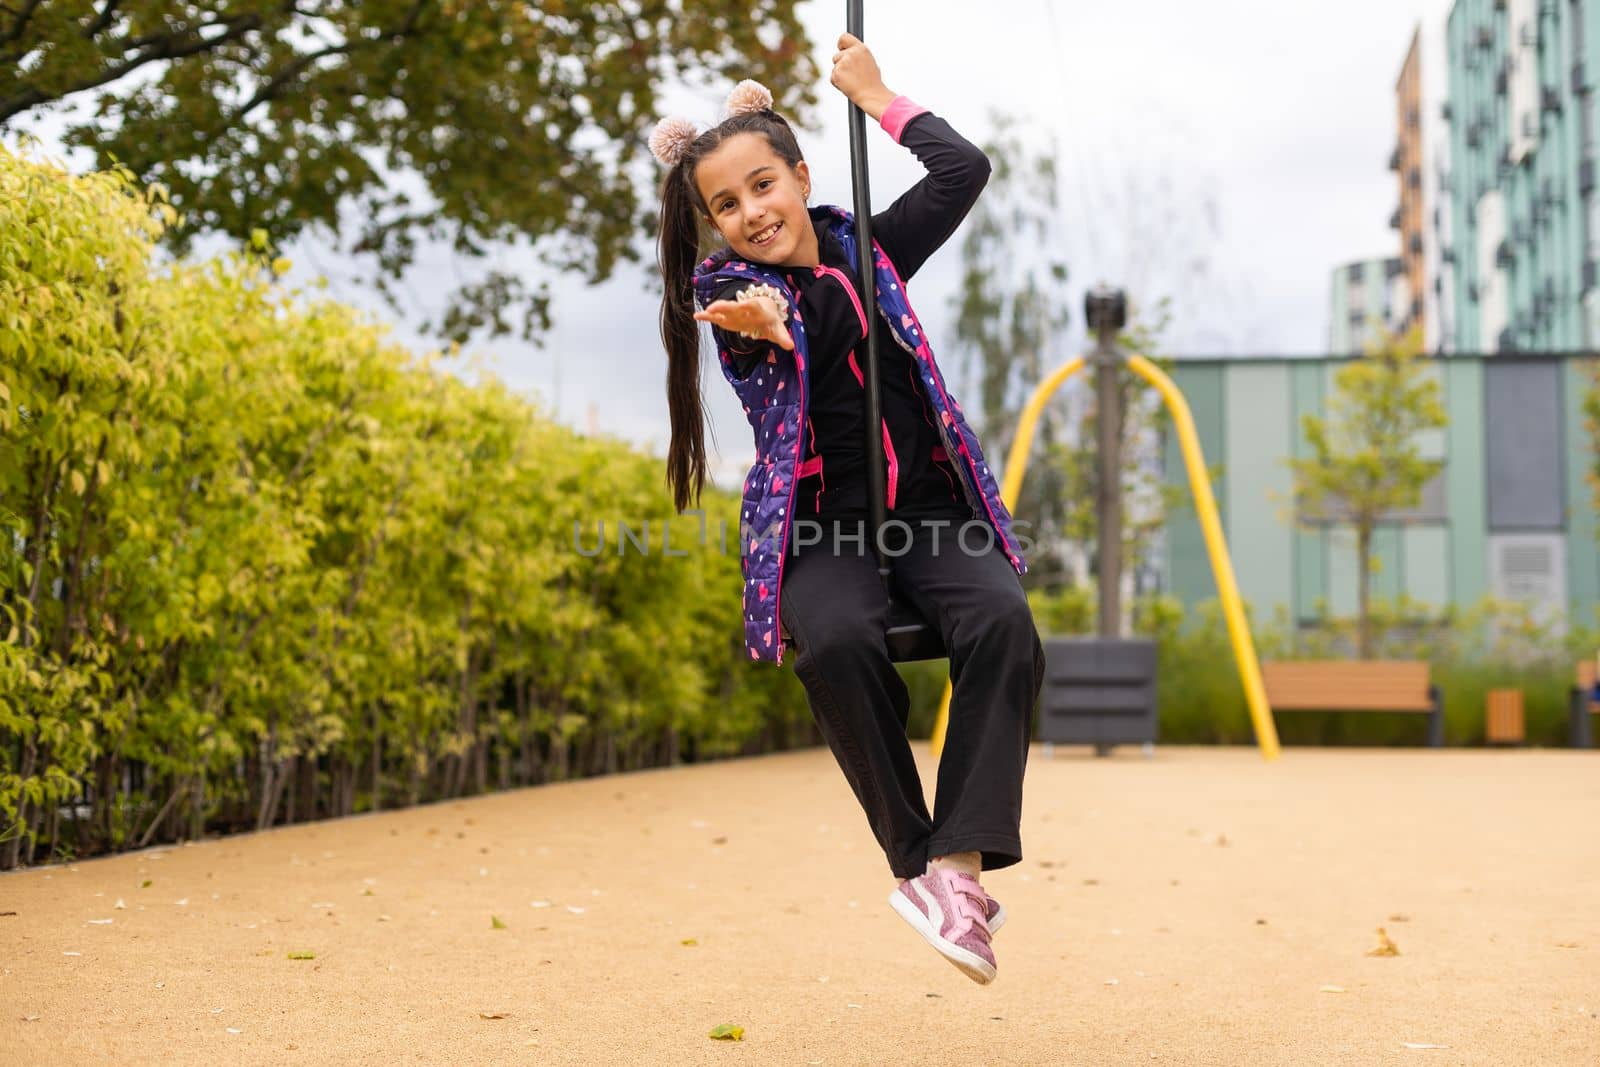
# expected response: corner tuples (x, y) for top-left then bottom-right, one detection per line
(658, 109), (805, 514)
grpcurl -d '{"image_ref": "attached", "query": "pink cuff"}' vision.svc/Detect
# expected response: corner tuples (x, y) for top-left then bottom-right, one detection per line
(879, 96), (928, 143)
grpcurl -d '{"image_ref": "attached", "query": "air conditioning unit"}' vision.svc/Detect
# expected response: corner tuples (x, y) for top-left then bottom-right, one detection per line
(1489, 535), (1565, 635)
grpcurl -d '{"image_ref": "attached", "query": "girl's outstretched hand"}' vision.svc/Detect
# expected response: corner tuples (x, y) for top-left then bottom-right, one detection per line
(694, 296), (795, 351)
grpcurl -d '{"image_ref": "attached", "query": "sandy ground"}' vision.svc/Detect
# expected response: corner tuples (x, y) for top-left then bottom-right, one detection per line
(2, 745), (1598, 1066)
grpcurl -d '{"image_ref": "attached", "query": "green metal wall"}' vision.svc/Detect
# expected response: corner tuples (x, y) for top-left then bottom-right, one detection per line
(1158, 355), (1595, 629)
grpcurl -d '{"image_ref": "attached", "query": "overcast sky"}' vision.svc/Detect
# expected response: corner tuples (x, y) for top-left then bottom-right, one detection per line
(9, 0), (1457, 490)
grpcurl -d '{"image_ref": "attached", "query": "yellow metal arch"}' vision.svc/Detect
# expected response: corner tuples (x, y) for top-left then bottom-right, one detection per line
(928, 354), (1281, 762)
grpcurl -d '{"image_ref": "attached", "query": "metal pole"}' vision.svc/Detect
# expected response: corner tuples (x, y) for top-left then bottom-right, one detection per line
(846, 0), (893, 598)
(1086, 286), (1128, 639)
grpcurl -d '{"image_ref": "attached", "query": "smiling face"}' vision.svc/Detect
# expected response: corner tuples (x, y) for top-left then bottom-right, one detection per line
(694, 132), (819, 267)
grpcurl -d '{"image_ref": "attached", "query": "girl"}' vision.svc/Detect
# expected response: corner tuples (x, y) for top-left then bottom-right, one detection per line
(652, 34), (1046, 986)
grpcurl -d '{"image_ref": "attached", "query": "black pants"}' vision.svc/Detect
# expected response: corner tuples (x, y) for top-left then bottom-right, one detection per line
(778, 509), (1047, 881)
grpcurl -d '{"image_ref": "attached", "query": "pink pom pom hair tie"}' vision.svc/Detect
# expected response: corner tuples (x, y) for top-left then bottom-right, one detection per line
(724, 79), (774, 118)
(649, 115), (700, 167)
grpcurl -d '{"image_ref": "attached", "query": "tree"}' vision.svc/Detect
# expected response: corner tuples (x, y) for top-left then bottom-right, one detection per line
(948, 111), (1178, 602)
(948, 111), (1075, 581)
(0, 0), (818, 343)
(1289, 326), (1447, 659)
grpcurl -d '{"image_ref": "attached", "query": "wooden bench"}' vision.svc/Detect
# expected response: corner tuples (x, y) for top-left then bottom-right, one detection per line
(1261, 660), (1443, 747)
(1570, 659), (1598, 749)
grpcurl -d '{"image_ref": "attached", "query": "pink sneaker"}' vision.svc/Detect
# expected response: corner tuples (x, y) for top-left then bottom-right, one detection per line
(888, 864), (997, 984)
(985, 891), (1007, 935)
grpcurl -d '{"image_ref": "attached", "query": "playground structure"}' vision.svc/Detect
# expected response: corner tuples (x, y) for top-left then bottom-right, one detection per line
(928, 287), (1283, 763)
(837, 0), (1275, 760)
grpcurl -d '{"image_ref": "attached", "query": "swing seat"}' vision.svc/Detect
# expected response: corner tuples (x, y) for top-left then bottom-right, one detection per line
(776, 582), (947, 662)
(884, 573), (947, 663)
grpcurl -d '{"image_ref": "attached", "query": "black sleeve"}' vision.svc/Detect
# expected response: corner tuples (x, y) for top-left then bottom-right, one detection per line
(706, 279), (766, 380)
(869, 110), (991, 282)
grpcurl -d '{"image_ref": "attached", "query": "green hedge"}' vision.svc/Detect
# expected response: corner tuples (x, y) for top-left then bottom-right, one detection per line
(0, 146), (812, 869)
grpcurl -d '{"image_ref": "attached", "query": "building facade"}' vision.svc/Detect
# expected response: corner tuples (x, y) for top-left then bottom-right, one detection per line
(1396, 29), (1429, 335)
(1159, 354), (1599, 633)
(1329, 256), (1409, 354)
(1445, 0), (1600, 351)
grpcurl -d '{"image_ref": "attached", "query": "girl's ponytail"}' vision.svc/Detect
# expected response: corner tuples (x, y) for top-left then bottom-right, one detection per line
(653, 85), (806, 514)
(660, 161), (708, 514)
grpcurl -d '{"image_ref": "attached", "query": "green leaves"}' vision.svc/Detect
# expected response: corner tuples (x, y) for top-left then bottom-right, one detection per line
(1288, 327), (1448, 656)
(5, 1), (819, 345)
(1, 143), (812, 869)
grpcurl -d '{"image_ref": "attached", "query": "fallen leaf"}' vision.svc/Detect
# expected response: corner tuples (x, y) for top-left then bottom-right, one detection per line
(22, 1014), (40, 1021)
(708, 1023), (744, 1041)
(530, 900), (551, 908)
(1400, 1043), (1448, 1050)
(226, 1028), (242, 1034)
(287, 951), (315, 960)
(1555, 942), (1580, 949)
(63, 951), (81, 957)
(1366, 927), (1400, 957)
(1319, 985), (1346, 994)
(680, 938), (699, 946)
(567, 906), (585, 915)
(87, 919), (113, 925)
(140, 880), (151, 888)
(1388, 913), (1411, 923)
(1082, 879), (1100, 886)
(113, 899), (126, 910)
(479, 1012), (510, 1020)
(1105, 978), (1120, 986)
(491, 916), (507, 930)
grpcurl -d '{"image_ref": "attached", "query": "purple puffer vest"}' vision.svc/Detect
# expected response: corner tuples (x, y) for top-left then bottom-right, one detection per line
(691, 204), (1027, 665)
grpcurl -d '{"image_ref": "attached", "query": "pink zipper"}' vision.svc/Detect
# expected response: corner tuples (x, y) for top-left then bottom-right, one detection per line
(820, 263), (899, 509)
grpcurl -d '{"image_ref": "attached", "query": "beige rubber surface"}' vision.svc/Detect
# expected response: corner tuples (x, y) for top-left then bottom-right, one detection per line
(3, 745), (1598, 1065)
